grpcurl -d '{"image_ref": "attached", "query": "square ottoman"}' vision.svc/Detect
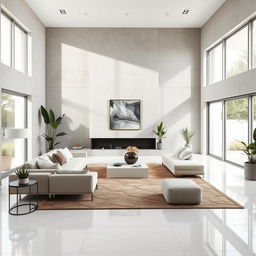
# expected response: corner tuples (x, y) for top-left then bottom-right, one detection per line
(161, 179), (201, 205)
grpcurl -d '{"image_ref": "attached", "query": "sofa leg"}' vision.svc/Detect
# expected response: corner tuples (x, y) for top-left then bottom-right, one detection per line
(91, 193), (93, 201)
(96, 183), (99, 189)
(52, 194), (55, 199)
(49, 194), (51, 200)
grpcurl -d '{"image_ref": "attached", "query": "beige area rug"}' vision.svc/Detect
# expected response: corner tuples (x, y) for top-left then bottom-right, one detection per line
(38, 164), (243, 210)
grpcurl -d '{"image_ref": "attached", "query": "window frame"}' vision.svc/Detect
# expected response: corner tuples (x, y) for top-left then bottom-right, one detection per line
(207, 93), (256, 167)
(206, 19), (256, 85)
(0, 9), (30, 75)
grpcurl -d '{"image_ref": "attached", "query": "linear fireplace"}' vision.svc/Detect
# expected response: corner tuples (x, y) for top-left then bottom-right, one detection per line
(91, 138), (156, 149)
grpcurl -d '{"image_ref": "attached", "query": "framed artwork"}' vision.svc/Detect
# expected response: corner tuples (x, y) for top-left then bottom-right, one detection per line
(109, 99), (141, 130)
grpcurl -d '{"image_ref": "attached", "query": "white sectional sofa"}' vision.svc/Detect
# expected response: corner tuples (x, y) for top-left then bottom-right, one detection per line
(9, 148), (98, 200)
(162, 154), (204, 177)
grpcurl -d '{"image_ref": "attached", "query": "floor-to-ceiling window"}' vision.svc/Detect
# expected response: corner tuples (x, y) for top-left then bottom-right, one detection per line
(209, 101), (223, 158)
(225, 97), (248, 165)
(208, 95), (255, 166)
(1, 91), (28, 175)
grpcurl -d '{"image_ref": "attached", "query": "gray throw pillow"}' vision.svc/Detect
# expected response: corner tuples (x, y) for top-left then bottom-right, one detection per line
(179, 148), (193, 160)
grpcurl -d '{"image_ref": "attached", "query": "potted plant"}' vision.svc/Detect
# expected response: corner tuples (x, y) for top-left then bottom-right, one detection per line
(153, 122), (167, 150)
(1, 146), (13, 171)
(124, 146), (139, 165)
(240, 128), (256, 180)
(40, 105), (67, 151)
(180, 127), (195, 150)
(15, 166), (30, 185)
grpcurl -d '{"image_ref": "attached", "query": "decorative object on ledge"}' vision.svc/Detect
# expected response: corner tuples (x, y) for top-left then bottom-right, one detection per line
(240, 128), (256, 180)
(40, 105), (67, 151)
(124, 146), (138, 164)
(15, 165), (30, 185)
(109, 99), (141, 130)
(153, 121), (167, 150)
(180, 127), (195, 151)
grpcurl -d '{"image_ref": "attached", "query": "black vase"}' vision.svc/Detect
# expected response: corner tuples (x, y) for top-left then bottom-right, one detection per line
(124, 152), (138, 165)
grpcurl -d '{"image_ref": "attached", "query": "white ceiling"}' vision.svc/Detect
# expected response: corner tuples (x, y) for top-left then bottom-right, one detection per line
(25, 0), (225, 28)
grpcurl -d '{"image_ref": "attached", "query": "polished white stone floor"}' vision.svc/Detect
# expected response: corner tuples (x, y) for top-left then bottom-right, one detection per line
(0, 155), (255, 256)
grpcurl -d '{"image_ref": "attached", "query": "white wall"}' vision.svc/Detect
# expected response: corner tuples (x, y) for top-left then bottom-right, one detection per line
(46, 28), (201, 152)
(200, 0), (256, 153)
(0, 0), (46, 158)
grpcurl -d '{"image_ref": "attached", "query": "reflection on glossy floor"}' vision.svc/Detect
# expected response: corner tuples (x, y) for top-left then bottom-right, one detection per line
(0, 155), (255, 256)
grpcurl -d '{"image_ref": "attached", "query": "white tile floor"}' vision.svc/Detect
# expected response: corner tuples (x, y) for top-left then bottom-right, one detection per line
(1, 155), (255, 256)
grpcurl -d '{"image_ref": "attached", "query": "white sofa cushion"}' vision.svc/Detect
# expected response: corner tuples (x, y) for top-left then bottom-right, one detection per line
(179, 147), (193, 160)
(55, 169), (88, 174)
(24, 159), (38, 169)
(37, 159), (62, 170)
(175, 146), (185, 157)
(58, 148), (73, 161)
(61, 157), (87, 170)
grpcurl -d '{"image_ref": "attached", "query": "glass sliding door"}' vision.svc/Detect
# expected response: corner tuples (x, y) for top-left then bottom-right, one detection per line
(225, 97), (248, 165)
(209, 102), (223, 158)
(253, 96), (256, 131)
(1, 92), (28, 173)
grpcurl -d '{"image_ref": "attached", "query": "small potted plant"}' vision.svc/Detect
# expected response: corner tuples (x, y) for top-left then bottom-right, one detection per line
(15, 166), (30, 185)
(124, 146), (139, 164)
(180, 127), (195, 150)
(240, 128), (256, 180)
(153, 122), (167, 150)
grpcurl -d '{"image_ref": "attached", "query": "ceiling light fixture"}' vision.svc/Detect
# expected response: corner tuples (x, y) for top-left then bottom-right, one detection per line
(182, 9), (189, 14)
(165, 13), (170, 16)
(124, 12), (129, 16)
(59, 9), (66, 14)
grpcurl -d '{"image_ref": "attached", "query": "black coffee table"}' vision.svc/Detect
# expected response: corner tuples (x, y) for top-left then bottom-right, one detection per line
(9, 179), (38, 215)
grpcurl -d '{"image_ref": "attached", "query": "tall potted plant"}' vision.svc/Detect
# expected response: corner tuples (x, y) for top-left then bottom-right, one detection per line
(240, 128), (256, 180)
(40, 105), (67, 151)
(153, 122), (167, 150)
(180, 127), (195, 150)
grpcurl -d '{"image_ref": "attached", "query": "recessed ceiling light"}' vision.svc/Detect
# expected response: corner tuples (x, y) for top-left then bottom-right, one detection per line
(182, 9), (189, 14)
(165, 13), (170, 16)
(84, 12), (88, 16)
(124, 12), (129, 16)
(59, 9), (66, 14)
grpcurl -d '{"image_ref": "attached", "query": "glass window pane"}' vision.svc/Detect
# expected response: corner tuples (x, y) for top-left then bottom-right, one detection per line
(226, 26), (248, 78)
(14, 25), (26, 73)
(1, 92), (26, 128)
(253, 20), (256, 69)
(209, 102), (223, 157)
(225, 98), (248, 165)
(1, 139), (26, 172)
(1, 13), (12, 66)
(208, 44), (223, 85)
(27, 34), (32, 76)
(253, 96), (256, 131)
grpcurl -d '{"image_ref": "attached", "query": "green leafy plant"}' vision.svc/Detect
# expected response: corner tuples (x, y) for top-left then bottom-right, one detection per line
(153, 122), (167, 143)
(240, 128), (256, 164)
(40, 105), (67, 150)
(15, 166), (29, 179)
(180, 127), (195, 144)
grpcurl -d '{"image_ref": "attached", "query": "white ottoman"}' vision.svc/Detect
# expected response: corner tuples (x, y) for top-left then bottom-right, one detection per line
(161, 179), (201, 205)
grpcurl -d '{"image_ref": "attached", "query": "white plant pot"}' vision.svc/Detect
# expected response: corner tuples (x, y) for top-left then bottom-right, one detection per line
(244, 162), (256, 180)
(184, 143), (192, 151)
(19, 178), (29, 185)
(157, 142), (163, 150)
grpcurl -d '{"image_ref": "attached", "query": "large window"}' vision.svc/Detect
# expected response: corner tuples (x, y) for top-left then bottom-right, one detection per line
(208, 95), (255, 166)
(0, 10), (31, 75)
(208, 44), (223, 84)
(1, 92), (28, 173)
(209, 102), (223, 157)
(207, 22), (252, 84)
(0, 13), (11, 66)
(226, 26), (248, 78)
(225, 98), (248, 165)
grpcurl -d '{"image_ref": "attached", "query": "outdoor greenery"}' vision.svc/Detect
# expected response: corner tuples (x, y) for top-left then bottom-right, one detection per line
(15, 166), (29, 179)
(226, 98), (248, 120)
(40, 105), (67, 150)
(1, 143), (14, 156)
(1, 93), (15, 128)
(153, 122), (167, 143)
(180, 127), (195, 144)
(240, 128), (256, 164)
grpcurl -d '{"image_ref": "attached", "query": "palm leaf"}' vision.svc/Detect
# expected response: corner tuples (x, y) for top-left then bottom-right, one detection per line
(40, 105), (49, 124)
(49, 109), (55, 124)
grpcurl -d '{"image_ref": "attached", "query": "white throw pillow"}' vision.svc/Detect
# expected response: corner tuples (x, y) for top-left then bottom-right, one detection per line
(58, 147), (73, 161)
(37, 159), (62, 170)
(175, 146), (185, 157)
(55, 169), (88, 174)
(179, 148), (193, 160)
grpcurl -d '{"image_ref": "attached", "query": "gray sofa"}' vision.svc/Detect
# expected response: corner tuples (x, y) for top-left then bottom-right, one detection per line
(9, 149), (98, 200)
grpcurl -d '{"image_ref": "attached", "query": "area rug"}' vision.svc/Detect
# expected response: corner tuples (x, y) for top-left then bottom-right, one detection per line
(38, 164), (243, 210)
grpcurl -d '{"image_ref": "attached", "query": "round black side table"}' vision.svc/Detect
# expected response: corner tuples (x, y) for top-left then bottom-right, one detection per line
(9, 179), (38, 216)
